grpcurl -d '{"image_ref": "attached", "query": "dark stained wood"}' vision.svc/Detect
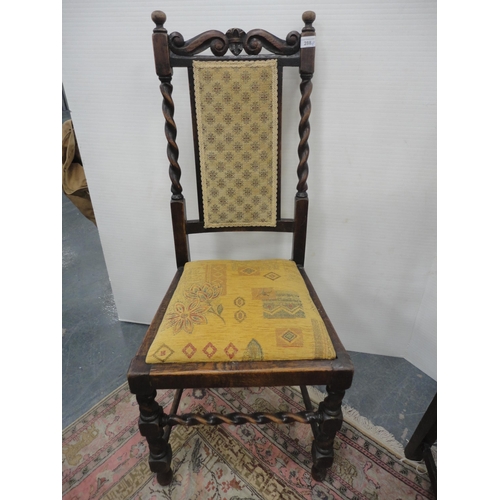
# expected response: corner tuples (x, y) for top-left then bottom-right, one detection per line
(159, 79), (183, 199)
(311, 387), (344, 481)
(186, 219), (294, 234)
(127, 10), (355, 486)
(243, 28), (301, 55)
(147, 359), (353, 390)
(297, 11), (316, 198)
(187, 66), (205, 222)
(404, 394), (437, 495)
(136, 389), (172, 484)
(168, 27), (301, 57)
(296, 76), (312, 196)
(170, 30), (229, 56)
(161, 388), (184, 448)
(276, 64), (283, 219)
(299, 11), (316, 75)
(151, 11), (171, 79)
(298, 267), (342, 346)
(170, 53), (300, 68)
(226, 28), (246, 56)
(130, 354), (352, 396)
(152, 35), (172, 79)
(171, 199), (190, 268)
(162, 409), (319, 427)
(300, 385), (315, 413)
(152, 13), (183, 201)
(292, 196), (308, 266)
(404, 394), (437, 460)
(300, 385), (320, 439)
(422, 445), (437, 497)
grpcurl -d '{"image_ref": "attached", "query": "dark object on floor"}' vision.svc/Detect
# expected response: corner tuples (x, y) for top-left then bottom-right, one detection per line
(127, 10), (354, 486)
(405, 394), (437, 496)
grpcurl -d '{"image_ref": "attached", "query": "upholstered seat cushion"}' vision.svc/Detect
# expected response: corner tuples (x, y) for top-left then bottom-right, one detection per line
(146, 259), (336, 364)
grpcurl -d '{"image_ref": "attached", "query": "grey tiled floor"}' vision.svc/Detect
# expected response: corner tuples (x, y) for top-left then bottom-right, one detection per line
(62, 193), (436, 448)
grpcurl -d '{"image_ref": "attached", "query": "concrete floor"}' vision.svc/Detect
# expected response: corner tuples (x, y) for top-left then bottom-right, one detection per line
(62, 192), (436, 448)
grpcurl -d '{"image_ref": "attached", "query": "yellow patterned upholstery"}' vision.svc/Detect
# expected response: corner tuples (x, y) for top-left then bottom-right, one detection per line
(146, 259), (336, 364)
(192, 60), (279, 228)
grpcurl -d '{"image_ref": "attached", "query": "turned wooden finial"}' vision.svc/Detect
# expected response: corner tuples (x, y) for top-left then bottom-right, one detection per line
(152, 10), (167, 32)
(302, 11), (316, 29)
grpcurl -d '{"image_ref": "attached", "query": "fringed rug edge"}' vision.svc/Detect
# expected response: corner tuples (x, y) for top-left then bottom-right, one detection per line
(63, 382), (434, 472)
(304, 386), (406, 455)
(303, 386), (436, 474)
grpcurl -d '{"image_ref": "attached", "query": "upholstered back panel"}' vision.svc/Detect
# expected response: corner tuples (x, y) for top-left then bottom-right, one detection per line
(151, 11), (314, 266)
(192, 59), (279, 228)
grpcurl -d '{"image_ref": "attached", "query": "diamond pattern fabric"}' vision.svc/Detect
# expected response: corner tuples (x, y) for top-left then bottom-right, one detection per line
(192, 60), (279, 228)
(146, 259), (337, 364)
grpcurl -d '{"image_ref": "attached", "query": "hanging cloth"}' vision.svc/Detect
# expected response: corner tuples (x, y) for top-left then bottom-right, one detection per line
(62, 119), (96, 225)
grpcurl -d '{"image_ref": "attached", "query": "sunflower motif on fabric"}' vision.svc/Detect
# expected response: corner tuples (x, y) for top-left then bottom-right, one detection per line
(146, 259), (338, 364)
(163, 301), (209, 334)
(164, 282), (225, 334)
(185, 282), (225, 323)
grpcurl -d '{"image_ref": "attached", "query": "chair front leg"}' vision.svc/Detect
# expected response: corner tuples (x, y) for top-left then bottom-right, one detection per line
(136, 389), (173, 486)
(311, 387), (345, 481)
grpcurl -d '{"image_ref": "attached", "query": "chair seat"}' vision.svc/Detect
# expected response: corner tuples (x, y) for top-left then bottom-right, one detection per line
(146, 259), (337, 364)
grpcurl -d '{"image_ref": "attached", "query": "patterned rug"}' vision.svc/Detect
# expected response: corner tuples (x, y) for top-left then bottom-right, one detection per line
(62, 384), (435, 499)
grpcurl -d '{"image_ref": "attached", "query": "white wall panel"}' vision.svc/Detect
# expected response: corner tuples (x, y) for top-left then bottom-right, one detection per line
(62, 0), (436, 379)
(405, 256), (437, 379)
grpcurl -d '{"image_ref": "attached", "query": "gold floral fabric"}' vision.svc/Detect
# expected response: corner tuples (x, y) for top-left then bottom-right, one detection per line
(146, 259), (336, 364)
(192, 60), (278, 228)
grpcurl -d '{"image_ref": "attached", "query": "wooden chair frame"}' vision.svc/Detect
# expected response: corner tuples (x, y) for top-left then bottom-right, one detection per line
(127, 10), (354, 486)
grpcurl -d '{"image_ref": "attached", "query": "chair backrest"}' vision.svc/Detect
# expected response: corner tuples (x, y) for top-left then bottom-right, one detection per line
(151, 11), (316, 268)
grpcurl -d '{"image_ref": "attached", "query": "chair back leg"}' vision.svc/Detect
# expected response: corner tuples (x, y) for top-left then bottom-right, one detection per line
(311, 387), (345, 481)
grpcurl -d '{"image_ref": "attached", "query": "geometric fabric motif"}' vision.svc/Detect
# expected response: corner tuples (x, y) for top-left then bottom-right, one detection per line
(192, 60), (279, 228)
(276, 328), (304, 347)
(146, 259), (336, 364)
(262, 291), (306, 319)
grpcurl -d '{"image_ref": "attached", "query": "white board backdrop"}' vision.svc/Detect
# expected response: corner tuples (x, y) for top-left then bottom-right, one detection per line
(62, 0), (437, 379)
